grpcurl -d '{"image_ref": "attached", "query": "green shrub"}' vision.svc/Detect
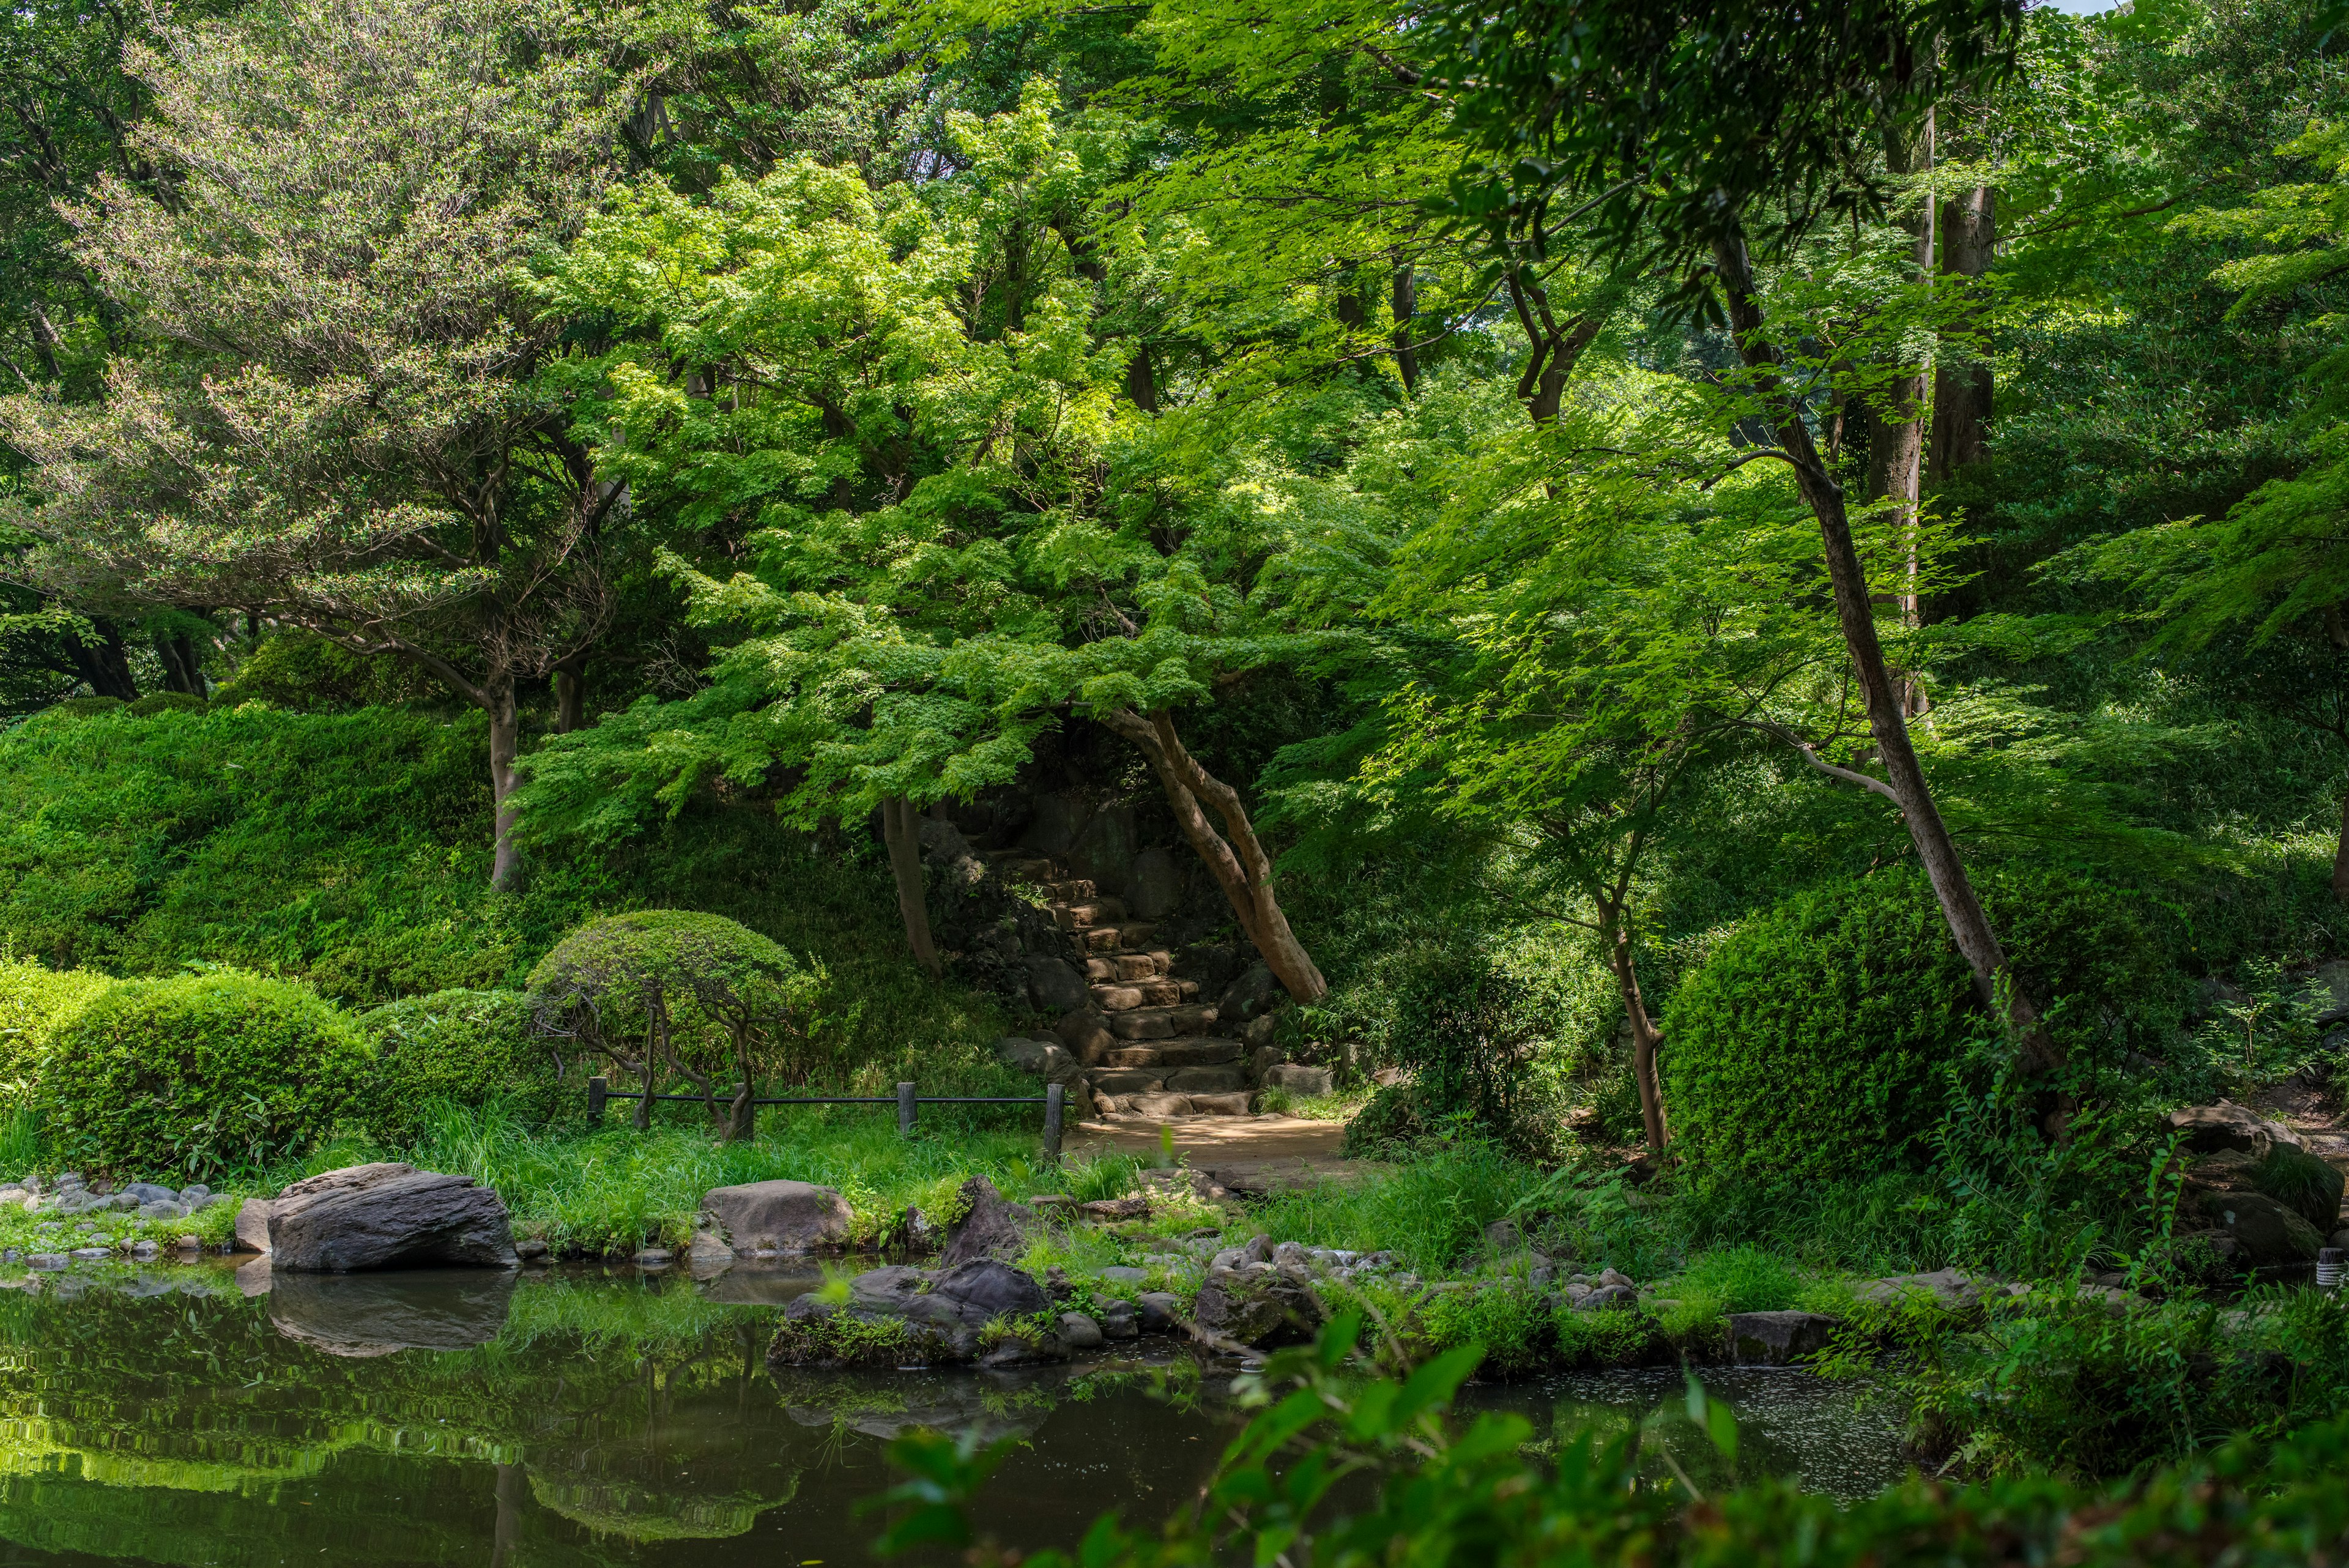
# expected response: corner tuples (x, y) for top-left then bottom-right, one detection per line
(125, 692), (206, 717)
(359, 989), (563, 1140)
(1663, 867), (2183, 1182)
(1340, 1083), (1425, 1157)
(40, 971), (373, 1177)
(0, 956), (114, 1111)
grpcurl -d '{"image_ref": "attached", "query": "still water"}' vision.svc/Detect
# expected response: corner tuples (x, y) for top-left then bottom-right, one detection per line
(0, 1260), (1906, 1567)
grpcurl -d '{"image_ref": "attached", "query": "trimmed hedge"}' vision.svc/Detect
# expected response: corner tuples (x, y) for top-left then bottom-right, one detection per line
(1663, 868), (2183, 1181)
(0, 957), (114, 1112)
(40, 971), (372, 1177)
(359, 988), (563, 1136)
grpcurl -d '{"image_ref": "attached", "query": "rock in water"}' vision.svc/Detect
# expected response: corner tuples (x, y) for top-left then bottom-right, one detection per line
(937, 1176), (1039, 1268)
(1193, 1272), (1316, 1346)
(264, 1163), (518, 1272)
(1726, 1311), (1842, 1365)
(931, 1259), (1048, 1318)
(700, 1180), (853, 1254)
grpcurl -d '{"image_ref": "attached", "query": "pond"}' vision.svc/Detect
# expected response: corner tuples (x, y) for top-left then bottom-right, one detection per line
(0, 1260), (1909, 1566)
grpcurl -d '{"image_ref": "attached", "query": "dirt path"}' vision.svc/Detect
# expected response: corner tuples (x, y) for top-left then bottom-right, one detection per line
(1066, 1115), (1380, 1195)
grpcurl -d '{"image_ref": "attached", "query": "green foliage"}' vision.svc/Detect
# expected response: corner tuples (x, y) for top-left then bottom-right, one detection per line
(1899, 1287), (2349, 1479)
(0, 955), (111, 1111)
(38, 970), (371, 1178)
(1664, 867), (2183, 1181)
(358, 989), (562, 1141)
(210, 633), (443, 712)
(869, 1315), (2349, 1566)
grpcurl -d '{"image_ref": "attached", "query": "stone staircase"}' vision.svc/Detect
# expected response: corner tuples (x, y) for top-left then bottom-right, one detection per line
(982, 848), (1258, 1122)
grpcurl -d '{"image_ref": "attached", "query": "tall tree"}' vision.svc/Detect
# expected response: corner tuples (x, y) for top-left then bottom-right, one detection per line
(1428, 0), (2065, 1077)
(516, 95), (1340, 998)
(0, 0), (641, 886)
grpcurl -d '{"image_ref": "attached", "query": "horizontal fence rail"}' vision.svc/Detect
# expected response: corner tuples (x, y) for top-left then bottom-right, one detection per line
(587, 1077), (1066, 1159)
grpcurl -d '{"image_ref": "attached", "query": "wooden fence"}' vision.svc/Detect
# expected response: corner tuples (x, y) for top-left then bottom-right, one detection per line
(587, 1077), (1067, 1160)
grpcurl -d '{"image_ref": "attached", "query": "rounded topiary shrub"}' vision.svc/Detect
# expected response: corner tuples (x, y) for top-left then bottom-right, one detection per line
(0, 957), (116, 1112)
(359, 988), (562, 1137)
(1663, 867), (2182, 1182)
(40, 972), (372, 1176)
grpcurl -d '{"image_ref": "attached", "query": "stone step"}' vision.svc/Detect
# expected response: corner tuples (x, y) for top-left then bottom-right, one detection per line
(1107, 1003), (1219, 1042)
(1044, 878), (1096, 902)
(1078, 922), (1157, 954)
(1088, 978), (1198, 1013)
(1052, 898), (1128, 932)
(1099, 1037), (1245, 1070)
(996, 857), (1060, 882)
(1086, 1063), (1252, 1099)
(1114, 951), (1173, 981)
(1091, 1090), (1254, 1121)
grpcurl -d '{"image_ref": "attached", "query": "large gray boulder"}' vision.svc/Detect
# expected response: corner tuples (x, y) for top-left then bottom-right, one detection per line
(1217, 964), (1285, 1025)
(262, 1164), (518, 1273)
(1023, 956), (1092, 1014)
(702, 1180), (853, 1254)
(2170, 1102), (2303, 1158)
(938, 1176), (1041, 1268)
(995, 1035), (1084, 1085)
(1262, 1063), (1333, 1098)
(2206, 1189), (2323, 1265)
(1128, 848), (1184, 919)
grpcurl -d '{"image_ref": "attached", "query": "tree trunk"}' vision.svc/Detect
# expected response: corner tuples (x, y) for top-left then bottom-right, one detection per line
(553, 656), (586, 734)
(1710, 228), (2058, 1079)
(1126, 340), (1159, 414)
(488, 675), (522, 891)
(2334, 792), (2349, 902)
(1602, 917), (1667, 1153)
(1392, 262), (1420, 395)
(67, 617), (138, 700)
(880, 796), (941, 979)
(1929, 182), (1995, 484)
(1096, 708), (1327, 1003)
(1866, 106), (1933, 716)
(1506, 272), (1603, 427)
(726, 1020), (757, 1142)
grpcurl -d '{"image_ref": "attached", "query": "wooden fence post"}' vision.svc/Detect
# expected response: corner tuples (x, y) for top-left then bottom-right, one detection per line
(897, 1081), (917, 1137)
(1044, 1082), (1064, 1163)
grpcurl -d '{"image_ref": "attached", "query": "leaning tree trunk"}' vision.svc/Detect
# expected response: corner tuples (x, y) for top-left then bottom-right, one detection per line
(1712, 228), (2059, 1082)
(1096, 708), (1327, 1003)
(1600, 915), (1668, 1154)
(2334, 792), (2349, 903)
(880, 797), (941, 979)
(488, 674), (524, 891)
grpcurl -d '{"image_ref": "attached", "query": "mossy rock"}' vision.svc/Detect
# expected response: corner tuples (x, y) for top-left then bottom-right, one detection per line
(2252, 1144), (2345, 1235)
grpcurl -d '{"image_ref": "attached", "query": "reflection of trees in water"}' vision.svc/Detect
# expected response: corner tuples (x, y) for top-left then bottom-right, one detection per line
(0, 1269), (808, 1557)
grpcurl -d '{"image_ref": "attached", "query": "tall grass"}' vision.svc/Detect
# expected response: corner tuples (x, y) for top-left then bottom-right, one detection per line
(295, 1098), (1145, 1255)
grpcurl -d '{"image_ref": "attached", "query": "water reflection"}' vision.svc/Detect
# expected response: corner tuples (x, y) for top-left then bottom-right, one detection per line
(0, 1261), (1906, 1567)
